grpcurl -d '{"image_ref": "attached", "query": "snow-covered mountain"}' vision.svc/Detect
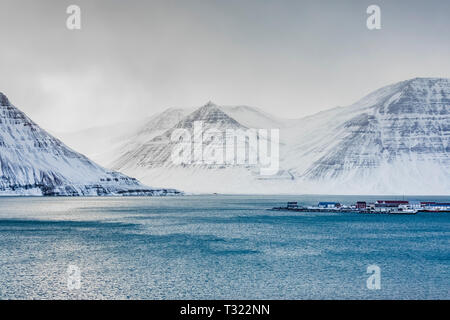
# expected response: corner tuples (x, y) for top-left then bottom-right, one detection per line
(0, 92), (181, 196)
(108, 102), (287, 193)
(282, 77), (450, 194)
(56, 77), (450, 195)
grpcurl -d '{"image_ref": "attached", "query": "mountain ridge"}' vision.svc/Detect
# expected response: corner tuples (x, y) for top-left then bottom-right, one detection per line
(51, 77), (450, 194)
(107, 78), (449, 194)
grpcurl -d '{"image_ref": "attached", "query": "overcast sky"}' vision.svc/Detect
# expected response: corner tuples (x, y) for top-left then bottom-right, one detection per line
(0, 0), (449, 132)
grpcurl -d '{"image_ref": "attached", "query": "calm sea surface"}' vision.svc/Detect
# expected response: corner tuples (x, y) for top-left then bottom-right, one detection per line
(0, 195), (448, 299)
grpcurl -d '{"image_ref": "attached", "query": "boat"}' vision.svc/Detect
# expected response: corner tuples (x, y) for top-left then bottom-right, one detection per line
(389, 208), (418, 215)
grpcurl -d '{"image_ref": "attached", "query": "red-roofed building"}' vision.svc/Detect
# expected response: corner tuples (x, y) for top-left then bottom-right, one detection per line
(356, 201), (367, 209)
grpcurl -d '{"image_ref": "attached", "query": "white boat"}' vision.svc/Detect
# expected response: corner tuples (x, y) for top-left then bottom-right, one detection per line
(390, 208), (418, 215)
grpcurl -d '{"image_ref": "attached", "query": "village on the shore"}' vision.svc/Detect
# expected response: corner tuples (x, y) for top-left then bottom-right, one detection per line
(272, 200), (450, 215)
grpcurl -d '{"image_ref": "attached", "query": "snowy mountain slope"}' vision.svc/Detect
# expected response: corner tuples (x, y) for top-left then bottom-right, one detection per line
(282, 78), (450, 194)
(0, 93), (181, 196)
(109, 102), (287, 192)
(112, 102), (255, 170)
(55, 108), (192, 167)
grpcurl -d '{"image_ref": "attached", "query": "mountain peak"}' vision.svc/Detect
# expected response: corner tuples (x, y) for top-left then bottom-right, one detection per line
(407, 77), (449, 82)
(203, 101), (217, 107)
(192, 102), (228, 117)
(197, 101), (221, 112)
(177, 102), (241, 128)
(0, 92), (10, 106)
(350, 77), (450, 111)
(401, 77), (450, 90)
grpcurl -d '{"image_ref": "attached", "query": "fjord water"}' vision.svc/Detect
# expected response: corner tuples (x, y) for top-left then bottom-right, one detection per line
(0, 195), (448, 299)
